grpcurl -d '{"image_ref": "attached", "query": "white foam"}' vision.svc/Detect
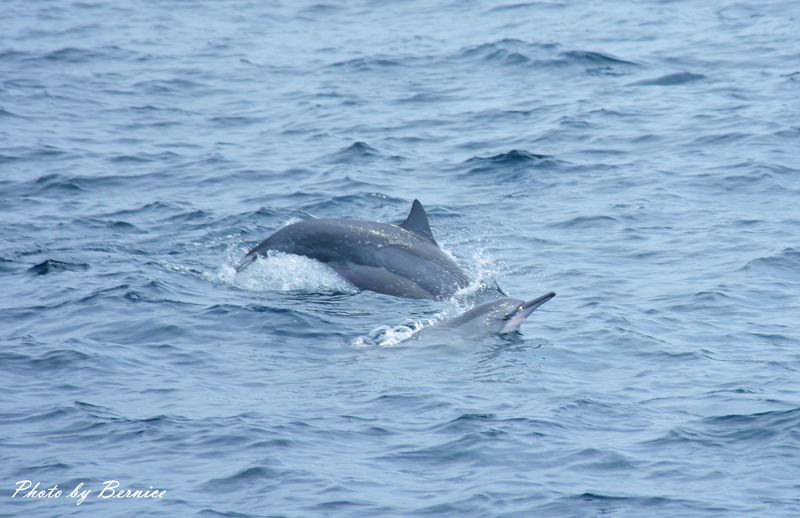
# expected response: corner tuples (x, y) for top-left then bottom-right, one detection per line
(216, 245), (358, 293)
(350, 315), (443, 348)
(351, 244), (505, 348)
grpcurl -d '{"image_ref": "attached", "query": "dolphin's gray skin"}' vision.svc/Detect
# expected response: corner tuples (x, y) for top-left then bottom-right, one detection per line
(414, 292), (556, 339)
(236, 200), (470, 299)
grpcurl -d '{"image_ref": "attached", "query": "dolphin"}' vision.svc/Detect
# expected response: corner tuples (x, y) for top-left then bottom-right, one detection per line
(235, 200), (470, 299)
(414, 292), (556, 340)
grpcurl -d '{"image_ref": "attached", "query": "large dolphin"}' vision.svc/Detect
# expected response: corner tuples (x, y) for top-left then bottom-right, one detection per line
(414, 292), (556, 340)
(236, 200), (470, 299)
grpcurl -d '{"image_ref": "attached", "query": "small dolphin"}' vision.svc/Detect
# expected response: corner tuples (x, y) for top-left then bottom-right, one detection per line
(415, 292), (556, 340)
(236, 200), (470, 299)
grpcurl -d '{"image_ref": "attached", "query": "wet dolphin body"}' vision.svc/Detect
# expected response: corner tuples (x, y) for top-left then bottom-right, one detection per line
(414, 292), (556, 340)
(236, 200), (470, 299)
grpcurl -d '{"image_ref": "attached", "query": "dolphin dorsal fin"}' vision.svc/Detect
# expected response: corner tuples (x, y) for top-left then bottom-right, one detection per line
(400, 199), (437, 245)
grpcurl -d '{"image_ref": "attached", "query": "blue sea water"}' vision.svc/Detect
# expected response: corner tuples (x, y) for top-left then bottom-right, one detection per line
(2, 0), (800, 516)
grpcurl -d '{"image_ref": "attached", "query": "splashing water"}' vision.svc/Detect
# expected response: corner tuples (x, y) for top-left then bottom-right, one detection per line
(351, 246), (504, 348)
(350, 316), (444, 348)
(449, 246), (507, 315)
(216, 246), (358, 293)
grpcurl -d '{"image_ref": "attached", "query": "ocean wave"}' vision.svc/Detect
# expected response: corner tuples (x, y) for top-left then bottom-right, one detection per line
(293, 191), (406, 214)
(30, 173), (84, 193)
(202, 466), (281, 491)
(466, 149), (553, 165)
(0, 107), (25, 118)
(40, 46), (109, 63)
(742, 248), (800, 280)
(0, 49), (29, 61)
(633, 72), (706, 86)
(325, 141), (381, 162)
(27, 259), (90, 275)
(560, 50), (638, 67)
(4, 46), (132, 64)
(461, 149), (559, 180)
(648, 408), (800, 451)
(488, 2), (566, 13)
(0, 349), (92, 373)
(132, 78), (208, 94)
(538, 492), (714, 517)
(549, 215), (619, 229)
(15, 171), (171, 197)
(208, 115), (265, 127)
(107, 151), (181, 163)
(432, 413), (567, 435)
(456, 38), (551, 63)
(454, 39), (638, 73)
(328, 56), (406, 71)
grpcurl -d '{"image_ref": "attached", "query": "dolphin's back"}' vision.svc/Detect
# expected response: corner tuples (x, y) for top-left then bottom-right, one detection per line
(440, 298), (520, 328)
(240, 218), (469, 299)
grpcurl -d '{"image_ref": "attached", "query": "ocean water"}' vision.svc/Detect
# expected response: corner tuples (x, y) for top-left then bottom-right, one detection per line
(2, 0), (799, 516)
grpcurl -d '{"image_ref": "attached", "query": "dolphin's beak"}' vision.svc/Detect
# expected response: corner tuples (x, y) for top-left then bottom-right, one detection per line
(500, 291), (556, 334)
(517, 291), (556, 318)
